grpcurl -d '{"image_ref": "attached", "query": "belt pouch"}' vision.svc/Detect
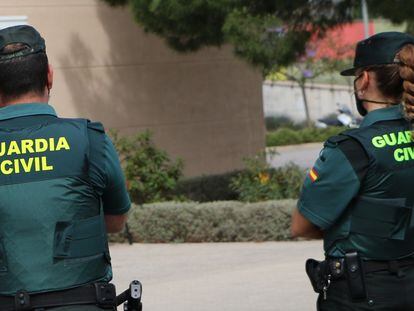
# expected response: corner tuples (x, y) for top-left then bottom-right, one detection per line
(345, 252), (367, 301)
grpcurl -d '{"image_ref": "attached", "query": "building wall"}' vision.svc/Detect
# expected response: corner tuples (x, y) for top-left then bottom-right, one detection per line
(263, 81), (357, 122)
(0, 0), (265, 176)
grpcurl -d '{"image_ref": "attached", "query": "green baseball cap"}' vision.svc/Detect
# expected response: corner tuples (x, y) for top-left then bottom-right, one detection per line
(340, 31), (414, 76)
(0, 25), (45, 60)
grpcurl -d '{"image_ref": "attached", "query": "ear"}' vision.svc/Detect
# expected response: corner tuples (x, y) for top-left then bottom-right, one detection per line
(47, 64), (54, 91)
(359, 70), (370, 93)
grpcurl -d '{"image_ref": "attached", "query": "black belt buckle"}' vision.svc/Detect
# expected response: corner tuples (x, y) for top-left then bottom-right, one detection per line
(95, 283), (116, 309)
(14, 290), (31, 311)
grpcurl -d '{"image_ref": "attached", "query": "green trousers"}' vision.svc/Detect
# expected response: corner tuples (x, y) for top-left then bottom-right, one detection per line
(318, 265), (414, 310)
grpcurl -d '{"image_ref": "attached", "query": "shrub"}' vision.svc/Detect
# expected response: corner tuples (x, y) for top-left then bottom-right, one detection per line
(265, 116), (303, 131)
(266, 126), (345, 147)
(230, 153), (305, 202)
(174, 171), (240, 202)
(109, 200), (296, 243)
(266, 127), (302, 146)
(272, 163), (306, 199)
(111, 130), (184, 204)
(265, 116), (306, 131)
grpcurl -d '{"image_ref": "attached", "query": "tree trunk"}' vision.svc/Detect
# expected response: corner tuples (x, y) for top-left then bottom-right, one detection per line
(299, 82), (312, 127)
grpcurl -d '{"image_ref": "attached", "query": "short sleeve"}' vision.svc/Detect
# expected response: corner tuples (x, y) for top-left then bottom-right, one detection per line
(88, 123), (131, 215)
(297, 141), (363, 230)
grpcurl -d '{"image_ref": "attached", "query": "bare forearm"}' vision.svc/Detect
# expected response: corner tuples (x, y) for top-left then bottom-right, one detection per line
(300, 228), (324, 239)
(291, 209), (323, 239)
(105, 214), (128, 233)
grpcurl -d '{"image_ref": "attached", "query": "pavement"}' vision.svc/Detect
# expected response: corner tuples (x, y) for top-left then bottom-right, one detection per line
(110, 241), (323, 311)
(267, 143), (323, 169)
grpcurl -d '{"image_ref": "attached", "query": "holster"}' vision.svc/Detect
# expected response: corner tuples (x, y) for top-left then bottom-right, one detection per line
(344, 251), (367, 301)
(305, 259), (328, 294)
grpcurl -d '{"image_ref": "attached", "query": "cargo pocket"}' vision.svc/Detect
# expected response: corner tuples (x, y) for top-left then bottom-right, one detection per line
(350, 196), (411, 240)
(53, 215), (107, 259)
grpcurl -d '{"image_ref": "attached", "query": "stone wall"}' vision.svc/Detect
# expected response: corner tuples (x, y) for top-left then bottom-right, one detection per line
(263, 80), (357, 122)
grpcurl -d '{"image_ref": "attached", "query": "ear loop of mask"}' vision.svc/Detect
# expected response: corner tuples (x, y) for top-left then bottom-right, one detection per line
(353, 72), (399, 106)
(353, 73), (368, 116)
(352, 73), (363, 95)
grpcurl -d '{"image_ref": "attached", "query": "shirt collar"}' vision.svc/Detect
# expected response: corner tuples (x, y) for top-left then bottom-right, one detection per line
(0, 103), (57, 121)
(360, 104), (404, 127)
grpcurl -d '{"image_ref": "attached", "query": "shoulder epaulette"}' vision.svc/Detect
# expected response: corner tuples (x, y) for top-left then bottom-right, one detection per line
(87, 121), (105, 133)
(324, 134), (349, 148)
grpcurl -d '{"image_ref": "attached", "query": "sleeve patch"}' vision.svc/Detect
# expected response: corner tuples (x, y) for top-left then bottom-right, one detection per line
(309, 168), (319, 182)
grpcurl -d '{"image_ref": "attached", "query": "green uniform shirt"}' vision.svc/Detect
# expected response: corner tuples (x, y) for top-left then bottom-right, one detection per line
(298, 105), (403, 231)
(0, 102), (131, 216)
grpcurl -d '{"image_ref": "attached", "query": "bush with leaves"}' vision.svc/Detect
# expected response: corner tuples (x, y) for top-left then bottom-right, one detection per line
(230, 153), (305, 202)
(109, 200), (296, 243)
(175, 171), (241, 202)
(111, 130), (183, 204)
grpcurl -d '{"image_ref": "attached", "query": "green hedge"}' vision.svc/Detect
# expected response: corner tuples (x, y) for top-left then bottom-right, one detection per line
(266, 126), (345, 147)
(109, 200), (296, 243)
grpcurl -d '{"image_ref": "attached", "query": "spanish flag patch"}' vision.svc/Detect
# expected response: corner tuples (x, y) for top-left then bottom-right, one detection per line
(309, 168), (319, 182)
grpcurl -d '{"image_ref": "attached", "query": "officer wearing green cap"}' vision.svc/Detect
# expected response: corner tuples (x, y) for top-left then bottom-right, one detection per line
(0, 25), (130, 310)
(291, 31), (414, 310)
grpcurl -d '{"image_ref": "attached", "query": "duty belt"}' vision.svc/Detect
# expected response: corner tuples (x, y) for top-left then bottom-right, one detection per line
(0, 282), (116, 311)
(327, 256), (414, 279)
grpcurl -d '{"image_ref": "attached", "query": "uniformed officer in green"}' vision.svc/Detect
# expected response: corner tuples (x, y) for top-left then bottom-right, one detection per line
(0, 25), (131, 310)
(292, 32), (414, 310)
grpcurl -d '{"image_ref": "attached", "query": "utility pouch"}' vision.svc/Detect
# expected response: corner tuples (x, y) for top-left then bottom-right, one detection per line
(54, 215), (106, 259)
(344, 251), (367, 301)
(306, 259), (328, 293)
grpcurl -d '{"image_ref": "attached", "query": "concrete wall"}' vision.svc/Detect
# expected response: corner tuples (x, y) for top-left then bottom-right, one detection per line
(263, 81), (357, 122)
(0, 0), (265, 177)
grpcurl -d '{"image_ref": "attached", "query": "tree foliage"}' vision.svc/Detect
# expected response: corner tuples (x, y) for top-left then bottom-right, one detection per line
(101, 0), (414, 73)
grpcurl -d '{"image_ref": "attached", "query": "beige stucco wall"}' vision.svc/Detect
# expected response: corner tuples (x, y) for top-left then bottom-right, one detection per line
(0, 0), (265, 176)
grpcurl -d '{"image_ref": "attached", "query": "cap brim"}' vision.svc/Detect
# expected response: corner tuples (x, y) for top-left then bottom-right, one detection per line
(340, 67), (357, 76)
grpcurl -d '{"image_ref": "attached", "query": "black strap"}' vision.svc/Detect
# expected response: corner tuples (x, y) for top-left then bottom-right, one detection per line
(0, 283), (116, 311)
(336, 137), (369, 182)
(363, 99), (400, 106)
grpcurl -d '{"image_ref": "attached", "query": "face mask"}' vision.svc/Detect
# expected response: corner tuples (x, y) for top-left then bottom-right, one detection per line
(353, 74), (367, 116)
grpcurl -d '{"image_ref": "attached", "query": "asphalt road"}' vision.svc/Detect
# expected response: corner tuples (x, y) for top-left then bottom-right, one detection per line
(267, 143), (323, 169)
(110, 241), (323, 311)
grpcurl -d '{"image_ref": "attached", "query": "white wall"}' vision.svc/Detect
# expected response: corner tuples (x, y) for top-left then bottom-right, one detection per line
(263, 81), (358, 122)
(0, 16), (27, 29)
